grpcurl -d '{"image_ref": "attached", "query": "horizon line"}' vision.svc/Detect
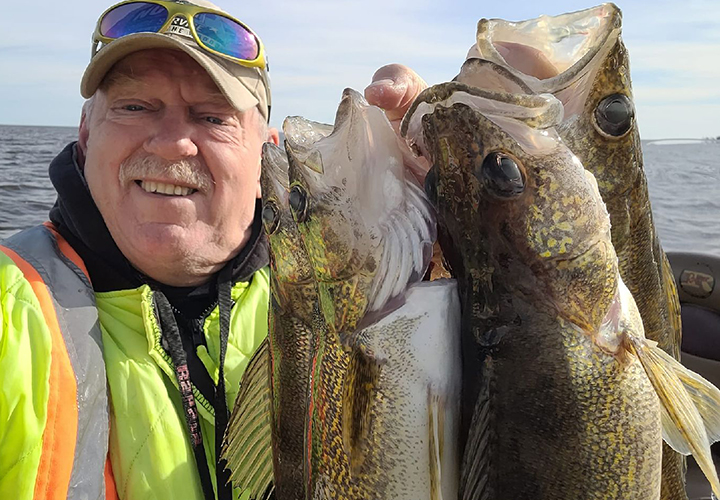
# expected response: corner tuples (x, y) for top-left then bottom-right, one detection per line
(2, 123), (718, 143)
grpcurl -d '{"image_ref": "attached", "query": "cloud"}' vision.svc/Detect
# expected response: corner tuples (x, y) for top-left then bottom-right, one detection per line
(1, 0), (719, 139)
(628, 40), (720, 138)
(629, 42), (720, 80)
(636, 103), (720, 139)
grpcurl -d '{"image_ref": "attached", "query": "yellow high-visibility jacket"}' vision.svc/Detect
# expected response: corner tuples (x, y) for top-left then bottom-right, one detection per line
(0, 223), (269, 500)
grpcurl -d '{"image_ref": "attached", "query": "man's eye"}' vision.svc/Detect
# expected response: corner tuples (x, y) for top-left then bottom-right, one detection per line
(205, 116), (225, 125)
(123, 104), (146, 112)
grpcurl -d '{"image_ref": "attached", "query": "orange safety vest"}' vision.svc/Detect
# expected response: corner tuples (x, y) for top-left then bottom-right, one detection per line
(1, 223), (118, 500)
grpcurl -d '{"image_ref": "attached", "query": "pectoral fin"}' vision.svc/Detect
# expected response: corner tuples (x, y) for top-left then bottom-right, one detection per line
(341, 341), (381, 476)
(661, 253), (683, 359)
(629, 336), (720, 497)
(221, 339), (274, 500)
(428, 390), (446, 500)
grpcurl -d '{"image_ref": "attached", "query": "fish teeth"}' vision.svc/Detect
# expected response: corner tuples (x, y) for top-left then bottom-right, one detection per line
(139, 180), (193, 196)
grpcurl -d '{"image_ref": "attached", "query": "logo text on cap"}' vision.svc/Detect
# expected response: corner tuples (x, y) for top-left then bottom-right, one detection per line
(167, 16), (193, 39)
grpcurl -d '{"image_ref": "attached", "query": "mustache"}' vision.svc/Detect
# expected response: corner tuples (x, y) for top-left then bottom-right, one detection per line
(118, 153), (213, 192)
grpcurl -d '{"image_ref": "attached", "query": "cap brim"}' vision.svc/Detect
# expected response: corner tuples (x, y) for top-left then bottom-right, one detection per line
(81, 33), (264, 117)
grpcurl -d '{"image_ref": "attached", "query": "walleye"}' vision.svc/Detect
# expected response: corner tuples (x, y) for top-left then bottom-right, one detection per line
(402, 80), (720, 499)
(221, 143), (321, 500)
(262, 143), (319, 499)
(284, 88), (462, 500)
(470, 5), (686, 495)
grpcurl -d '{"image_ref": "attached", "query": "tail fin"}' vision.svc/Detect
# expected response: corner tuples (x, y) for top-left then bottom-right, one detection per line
(629, 336), (720, 497)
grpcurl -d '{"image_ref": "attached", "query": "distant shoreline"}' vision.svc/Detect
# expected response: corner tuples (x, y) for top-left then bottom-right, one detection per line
(0, 124), (718, 144)
(646, 138), (720, 146)
(0, 123), (77, 130)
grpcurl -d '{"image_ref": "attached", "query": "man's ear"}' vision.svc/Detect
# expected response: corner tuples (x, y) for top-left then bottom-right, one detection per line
(256, 157), (263, 199)
(77, 106), (91, 167)
(267, 126), (280, 146)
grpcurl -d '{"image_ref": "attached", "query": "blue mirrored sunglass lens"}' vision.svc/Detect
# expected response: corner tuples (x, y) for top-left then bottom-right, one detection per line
(101, 2), (168, 38)
(194, 13), (259, 61)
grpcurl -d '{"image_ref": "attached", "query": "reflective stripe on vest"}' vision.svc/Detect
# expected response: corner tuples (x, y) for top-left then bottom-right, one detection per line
(1, 225), (112, 500)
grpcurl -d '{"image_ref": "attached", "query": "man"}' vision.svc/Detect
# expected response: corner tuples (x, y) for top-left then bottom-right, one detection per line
(0, 1), (426, 499)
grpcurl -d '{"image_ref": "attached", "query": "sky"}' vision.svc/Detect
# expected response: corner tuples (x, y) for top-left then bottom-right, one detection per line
(1, 0), (719, 139)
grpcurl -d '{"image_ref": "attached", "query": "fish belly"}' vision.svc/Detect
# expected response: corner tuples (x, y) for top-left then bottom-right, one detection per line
(312, 280), (461, 500)
(365, 280), (461, 500)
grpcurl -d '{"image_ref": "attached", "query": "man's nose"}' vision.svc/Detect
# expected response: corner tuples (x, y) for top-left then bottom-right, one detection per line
(143, 110), (198, 160)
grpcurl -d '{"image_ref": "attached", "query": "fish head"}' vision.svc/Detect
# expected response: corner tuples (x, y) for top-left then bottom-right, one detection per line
(472, 4), (640, 204)
(284, 88), (435, 333)
(558, 30), (641, 207)
(260, 142), (317, 320)
(404, 79), (617, 332)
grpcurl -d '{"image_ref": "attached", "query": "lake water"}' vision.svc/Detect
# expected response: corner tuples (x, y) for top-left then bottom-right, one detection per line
(1, 124), (719, 256)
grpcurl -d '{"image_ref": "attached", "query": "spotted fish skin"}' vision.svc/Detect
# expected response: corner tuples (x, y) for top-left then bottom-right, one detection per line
(403, 83), (668, 499)
(555, 38), (687, 500)
(284, 88), (461, 500)
(471, 5), (686, 496)
(260, 143), (318, 500)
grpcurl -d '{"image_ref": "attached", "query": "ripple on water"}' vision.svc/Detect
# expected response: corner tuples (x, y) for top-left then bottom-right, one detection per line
(1, 127), (719, 252)
(0, 125), (76, 239)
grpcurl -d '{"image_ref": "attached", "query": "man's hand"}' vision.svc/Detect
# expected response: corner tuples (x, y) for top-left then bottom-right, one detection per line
(364, 64), (427, 132)
(364, 64), (430, 183)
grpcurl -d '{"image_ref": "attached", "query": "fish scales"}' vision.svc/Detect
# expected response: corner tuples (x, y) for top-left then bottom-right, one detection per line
(557, 32), (681, 357)
(285, 88), (461, 500)
(261, 143), (317, 500)
(560, 35), (687, 500)
(471, 5), (686, 496)
(491, 306), (662, 498)
(411, 97), (661, 498)
(308, 294), (460, 500)
(403, 80), (720, 499)
(551, 21), (686, 500)
(257, 142), (374, 499)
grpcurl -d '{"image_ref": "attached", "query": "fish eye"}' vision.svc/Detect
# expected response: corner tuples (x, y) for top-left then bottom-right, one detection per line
(594, 93), (634, 137)
(261, 201), (280, 235)
(289, 185), (308, 222)
(477, 152), (525, 199)
(424, 165), (438, 206)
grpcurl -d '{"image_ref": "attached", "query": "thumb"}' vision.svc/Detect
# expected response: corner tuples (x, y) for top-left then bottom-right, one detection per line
(364, 64), (428, 123)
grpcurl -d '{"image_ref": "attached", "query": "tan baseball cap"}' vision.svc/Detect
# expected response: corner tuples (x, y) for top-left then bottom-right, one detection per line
(80, 0), (271, 121)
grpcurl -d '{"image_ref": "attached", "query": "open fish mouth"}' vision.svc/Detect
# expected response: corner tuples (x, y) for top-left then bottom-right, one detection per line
(285, 88), (436, 321)
(401, 72), (564, 161)
(472, 3), (622, 118)
(474, 4), (620, 83)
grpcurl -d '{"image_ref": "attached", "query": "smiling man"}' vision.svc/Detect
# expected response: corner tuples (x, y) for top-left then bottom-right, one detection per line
(81, 49), (270, 287)
(0, 0), (426, 499)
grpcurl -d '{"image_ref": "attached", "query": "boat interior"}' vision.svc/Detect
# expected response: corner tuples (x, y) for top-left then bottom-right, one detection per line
(667, 252), (720, 500)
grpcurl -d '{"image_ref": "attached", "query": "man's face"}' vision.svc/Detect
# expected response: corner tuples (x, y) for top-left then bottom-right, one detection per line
(80, 49), (277, 286)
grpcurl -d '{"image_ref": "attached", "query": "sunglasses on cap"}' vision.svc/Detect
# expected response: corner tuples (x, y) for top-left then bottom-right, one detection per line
(91, 0), (267, 70)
